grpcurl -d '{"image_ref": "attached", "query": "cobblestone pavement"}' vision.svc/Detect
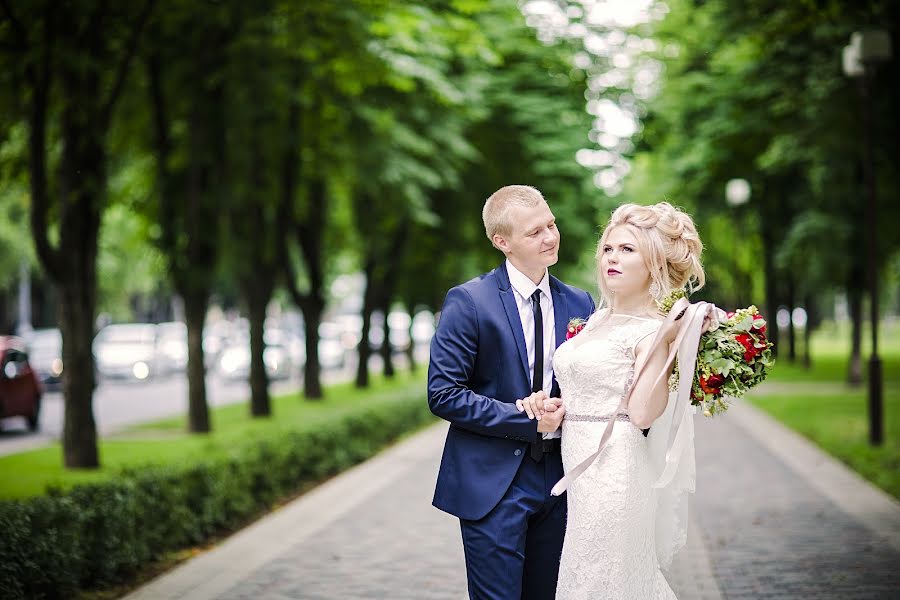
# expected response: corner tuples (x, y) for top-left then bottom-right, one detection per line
(218, 425), (466, 600)
(691, 404), (900, 600)
(127, 424), (467, 600)
(128, 402), (900, 600)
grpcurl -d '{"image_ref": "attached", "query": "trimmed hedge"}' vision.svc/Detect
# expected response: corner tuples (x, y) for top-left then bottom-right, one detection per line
(0, 394), (435, 599)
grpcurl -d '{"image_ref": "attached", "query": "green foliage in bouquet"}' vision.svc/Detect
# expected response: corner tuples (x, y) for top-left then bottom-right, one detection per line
(660, 290), (775, 416)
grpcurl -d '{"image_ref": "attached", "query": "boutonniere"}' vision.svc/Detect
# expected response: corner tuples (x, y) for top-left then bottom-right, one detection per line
(566, 317), (588, 340)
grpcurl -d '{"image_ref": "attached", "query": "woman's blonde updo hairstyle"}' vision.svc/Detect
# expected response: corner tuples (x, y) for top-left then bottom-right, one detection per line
(596, 202), (705, 305)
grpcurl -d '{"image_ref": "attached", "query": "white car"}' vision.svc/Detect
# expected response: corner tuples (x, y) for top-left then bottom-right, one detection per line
(156, 321), (188, 373)
(93, 324), (160, 381)
(26, 328), (64, 390)
(216, 335), (293, 381)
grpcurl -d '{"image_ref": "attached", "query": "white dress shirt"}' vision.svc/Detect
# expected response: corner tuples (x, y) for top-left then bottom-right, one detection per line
(505, 260), (559, 440)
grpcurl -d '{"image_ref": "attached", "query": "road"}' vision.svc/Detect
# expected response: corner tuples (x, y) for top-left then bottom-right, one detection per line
(0, 355), (397, 457)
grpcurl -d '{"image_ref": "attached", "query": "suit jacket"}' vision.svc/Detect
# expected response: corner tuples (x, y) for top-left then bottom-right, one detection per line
(428, 262), (596, 520)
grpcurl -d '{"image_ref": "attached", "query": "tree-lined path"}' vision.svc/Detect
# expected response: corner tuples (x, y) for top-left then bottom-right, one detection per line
(128, 399), (900, 600)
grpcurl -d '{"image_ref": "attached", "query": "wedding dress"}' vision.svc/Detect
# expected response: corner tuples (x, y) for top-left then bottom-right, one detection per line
(554, 310), (695, 600)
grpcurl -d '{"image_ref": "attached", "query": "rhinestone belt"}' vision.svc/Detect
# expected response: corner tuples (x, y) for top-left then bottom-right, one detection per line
(565, 413), (631, 422)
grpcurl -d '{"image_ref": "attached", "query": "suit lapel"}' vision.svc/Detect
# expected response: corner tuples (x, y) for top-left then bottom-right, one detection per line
(496, 264), (531, 384)
(550, 278), (568, 350)
(549, 277), (569, 397)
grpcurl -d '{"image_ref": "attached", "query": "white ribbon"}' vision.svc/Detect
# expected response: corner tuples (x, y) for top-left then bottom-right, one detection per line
(551, 298), (714, 496)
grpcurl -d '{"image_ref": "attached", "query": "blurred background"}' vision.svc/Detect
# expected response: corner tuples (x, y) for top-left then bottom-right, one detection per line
(0, 0), (897, 464)
(2, 2), (899, 598)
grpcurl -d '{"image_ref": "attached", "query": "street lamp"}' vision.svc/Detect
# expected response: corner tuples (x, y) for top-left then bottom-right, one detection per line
(725, 178), (751, 306)
(842, 29), (892, 446)
(16, 260), (33, 337)
(725, 178), (751, 207)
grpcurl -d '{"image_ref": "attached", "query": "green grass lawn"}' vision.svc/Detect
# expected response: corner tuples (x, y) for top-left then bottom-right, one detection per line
(766, 320), (900, 383)
(0, 371), (430, 499)
(749, 320), (900, 499)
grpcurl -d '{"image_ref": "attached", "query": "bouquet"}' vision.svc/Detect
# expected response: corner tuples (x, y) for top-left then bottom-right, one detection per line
(659, 290), (774, 416)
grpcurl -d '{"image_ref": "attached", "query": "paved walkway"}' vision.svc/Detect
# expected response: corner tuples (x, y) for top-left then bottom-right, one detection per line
(127, 401), (900, 600)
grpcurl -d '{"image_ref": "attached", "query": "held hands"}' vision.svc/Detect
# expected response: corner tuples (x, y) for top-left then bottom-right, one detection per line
(515, 391), (566, 433)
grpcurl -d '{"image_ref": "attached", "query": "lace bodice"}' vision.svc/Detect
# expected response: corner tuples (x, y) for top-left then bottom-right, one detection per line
(554, 310), (661, 419)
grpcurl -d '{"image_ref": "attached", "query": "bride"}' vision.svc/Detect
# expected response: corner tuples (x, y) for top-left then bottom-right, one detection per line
(521, 202), (710, 599)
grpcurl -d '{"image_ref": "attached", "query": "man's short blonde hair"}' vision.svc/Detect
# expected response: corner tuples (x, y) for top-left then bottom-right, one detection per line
(482, 185), (546, 250)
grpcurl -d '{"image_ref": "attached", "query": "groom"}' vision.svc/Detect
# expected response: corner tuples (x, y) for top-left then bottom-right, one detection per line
(428, 185), (595, 599)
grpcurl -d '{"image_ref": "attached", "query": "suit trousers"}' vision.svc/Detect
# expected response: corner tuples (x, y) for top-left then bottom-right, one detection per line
(459, 450), (566, 600)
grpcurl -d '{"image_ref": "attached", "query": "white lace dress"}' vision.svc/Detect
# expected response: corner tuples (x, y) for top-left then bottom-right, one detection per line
(554, 312), (678, 600)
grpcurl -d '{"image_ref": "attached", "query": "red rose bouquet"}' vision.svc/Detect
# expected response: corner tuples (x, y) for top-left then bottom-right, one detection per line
(660, 291), (775, 416)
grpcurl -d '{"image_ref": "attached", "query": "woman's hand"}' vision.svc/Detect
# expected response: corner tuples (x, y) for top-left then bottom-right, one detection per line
(656, 315), (682, 346)
(702, 304), (727, 334)
(659, 302), (722, 346)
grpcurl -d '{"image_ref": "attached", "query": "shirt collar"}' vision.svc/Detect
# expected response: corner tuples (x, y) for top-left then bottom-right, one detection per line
(506, 259), (551, 301)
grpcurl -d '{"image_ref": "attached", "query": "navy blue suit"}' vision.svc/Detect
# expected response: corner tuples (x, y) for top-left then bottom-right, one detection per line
(428, 263), (595, 599)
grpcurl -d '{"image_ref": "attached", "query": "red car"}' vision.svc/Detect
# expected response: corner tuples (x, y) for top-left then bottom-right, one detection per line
(0, 336), (43, 431)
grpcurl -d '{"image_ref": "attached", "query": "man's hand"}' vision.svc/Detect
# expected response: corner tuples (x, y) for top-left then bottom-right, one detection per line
(515, 391), (561, 421)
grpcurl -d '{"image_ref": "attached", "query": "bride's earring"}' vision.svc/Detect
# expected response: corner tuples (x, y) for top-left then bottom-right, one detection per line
(648, 281), (661, 301)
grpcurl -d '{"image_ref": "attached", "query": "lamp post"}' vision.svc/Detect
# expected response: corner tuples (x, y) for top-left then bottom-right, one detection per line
(726, 178), (751, 306)
(16, 260), (33, 337)
(843, 30), (892, 446)
(725, 178), (751, 208)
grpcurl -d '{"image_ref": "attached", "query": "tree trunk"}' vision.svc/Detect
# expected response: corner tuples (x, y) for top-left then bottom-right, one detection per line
(279, 255), (326, 398)
(300, 295), (324, 399)
(56, 104), (105, 467)
(148, 40), (221, 430)
(183, 290), (210, 433)
(802, 295), (814, 369)
(240, 101), (275, 417)
(54, 21), (106, 468)
(279, 100), (327, 399)
(59, 278), (99, 468)
(356, 312), (372, 388)
(297, 175), (327, 399)
(782, 273), (795, 363)
(759, 188), (780, 357)
(356, 258), (377, 388)
(376, 233), (408, 380)
(405, 302), (417, 373)
(848, 286), (864, 386)
(19, 1), (154, 467)
(380, 303), (395, 379)
(246, 287), (270, 417)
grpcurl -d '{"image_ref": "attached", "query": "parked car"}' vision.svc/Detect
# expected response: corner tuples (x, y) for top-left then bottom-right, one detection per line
(203, 319), (238, 368)
(156, 321), (188, 373)
(216, 333), (293, 381)
(93, 323), (160, 381)
(26, 328), (64, 391)
(0, 336), (42, 431)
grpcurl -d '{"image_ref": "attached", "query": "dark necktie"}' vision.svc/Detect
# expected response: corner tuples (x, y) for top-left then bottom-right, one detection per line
(530, 289), (545, 462)
(531, 290), (543, 393)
